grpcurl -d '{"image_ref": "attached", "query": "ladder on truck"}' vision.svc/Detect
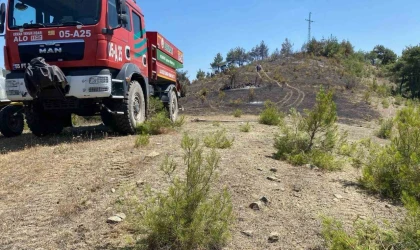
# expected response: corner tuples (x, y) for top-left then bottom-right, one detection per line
(151, 44), (158, 81)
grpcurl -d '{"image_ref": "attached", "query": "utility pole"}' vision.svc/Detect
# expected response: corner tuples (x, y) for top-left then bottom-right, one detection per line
(305, 12), (314, 43)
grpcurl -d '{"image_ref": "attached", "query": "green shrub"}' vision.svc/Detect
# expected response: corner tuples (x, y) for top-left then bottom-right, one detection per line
(394, 95), (403, 106)
(376, 84), (391, 98)
(136, 98), (184, 135)
(248, 88), (256, 102)
(343, 74), (358, 90)
(376, 118), (393, 139)
(370, 78), (378, 92)
(135, 134), (150, 148)
(148, 97), (165, 116)
(363, 91), (371, 104)
(259, 100), (284, 126)
(337, 137), (357, 157)
(321, 192), (420, 250)
(382, 98), (390, 108)
(239, 122), (251, 132)
(199, 88), (208, 97)
(359, 105), (420, 201)
(233, 109), (243, 118)
(204, 129), (234, 149)
(309, 150), (341, 171)
(133, 134), (234, 250)
(136, 111), (173, 135)
(343, 55), (365, 78)
(274, 88), (343, 170)
(173, 115), (185, 128)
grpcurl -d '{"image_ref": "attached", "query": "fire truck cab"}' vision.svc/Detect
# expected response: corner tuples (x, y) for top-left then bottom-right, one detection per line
(0, 0), (183, 136)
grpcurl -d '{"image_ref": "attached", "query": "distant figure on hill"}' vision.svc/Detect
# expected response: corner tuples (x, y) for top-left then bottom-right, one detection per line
(256, 65), (261, 72)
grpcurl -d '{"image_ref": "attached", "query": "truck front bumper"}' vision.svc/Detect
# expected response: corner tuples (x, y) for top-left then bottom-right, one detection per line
(5, 74), (113, 101)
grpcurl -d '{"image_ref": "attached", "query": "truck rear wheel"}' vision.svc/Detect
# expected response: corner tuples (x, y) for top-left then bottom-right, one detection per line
(166, 89), (179, 122)
(0, 105), (24, 137)
(115, 80), (145, 134)
(25, 106), (64, 137)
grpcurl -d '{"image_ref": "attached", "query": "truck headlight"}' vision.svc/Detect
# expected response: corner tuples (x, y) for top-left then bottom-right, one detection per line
(89, 76), (109, 84)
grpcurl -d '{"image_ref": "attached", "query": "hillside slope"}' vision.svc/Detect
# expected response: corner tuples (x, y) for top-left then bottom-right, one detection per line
(180, 56), (380, 125)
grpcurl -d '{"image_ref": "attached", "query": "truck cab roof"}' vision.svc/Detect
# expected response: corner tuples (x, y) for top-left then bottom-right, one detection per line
(126, 0), (144, 16)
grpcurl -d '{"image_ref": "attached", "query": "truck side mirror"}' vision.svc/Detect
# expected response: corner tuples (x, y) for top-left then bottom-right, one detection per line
(118, 14), (128, 25)
(0, 3), (6, 34)
(118, 0), (127, 14)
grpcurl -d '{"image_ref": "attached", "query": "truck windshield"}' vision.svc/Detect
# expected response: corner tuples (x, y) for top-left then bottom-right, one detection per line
(8, 0), (101, 29)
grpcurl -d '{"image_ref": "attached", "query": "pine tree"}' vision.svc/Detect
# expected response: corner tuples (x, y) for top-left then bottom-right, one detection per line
(280, 38), (293, 57)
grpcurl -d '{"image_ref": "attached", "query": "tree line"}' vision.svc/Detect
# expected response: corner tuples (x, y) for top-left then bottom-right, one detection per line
(195, 39), (295, 80)
(303, 35), (420, 98)
(185, 33), (420, 99)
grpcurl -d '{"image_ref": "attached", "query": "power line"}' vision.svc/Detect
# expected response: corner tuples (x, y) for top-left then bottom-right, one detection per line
(305, 12), (315, 43)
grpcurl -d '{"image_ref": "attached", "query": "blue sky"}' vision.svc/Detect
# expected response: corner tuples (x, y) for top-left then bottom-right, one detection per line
(1, 0), (420, 80)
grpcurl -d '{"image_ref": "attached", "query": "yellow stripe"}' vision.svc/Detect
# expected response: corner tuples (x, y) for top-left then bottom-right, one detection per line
(157, 74), (176, 82)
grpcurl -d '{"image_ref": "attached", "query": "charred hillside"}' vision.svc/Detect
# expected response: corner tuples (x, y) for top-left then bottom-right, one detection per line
(179, 55), (380, 125)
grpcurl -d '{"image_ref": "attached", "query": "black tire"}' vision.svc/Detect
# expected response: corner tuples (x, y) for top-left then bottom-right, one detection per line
(166, 89), (179, 122)
(115, 80), (145, 134)
(0, 105), (24, 137)
(25, 106), (64, 137)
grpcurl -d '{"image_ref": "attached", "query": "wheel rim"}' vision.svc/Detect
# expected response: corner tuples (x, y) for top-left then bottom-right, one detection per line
(7, 113), (22, 133)
(170, 94), (178, 121)
(132, 93), (142, 122)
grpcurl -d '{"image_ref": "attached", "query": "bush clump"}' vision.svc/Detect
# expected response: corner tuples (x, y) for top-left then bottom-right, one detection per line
(382, 98), (390, 108)
(322, 107), (420, 249)
(321, 192), (420, 250)
(259, 100), (284, 126)
(136, 97), (184, 135)
(274, 88), (344, 170)
(133, 134), (234, 250)
(359, 105), (420, 201)
(239, 122), (251, 132)
(204, 129), (234, 149)
(233, 109), (243, 118)
(375, 118), (394, 139)
(136, 111), (173, 135)
(135, 134), (150, 148)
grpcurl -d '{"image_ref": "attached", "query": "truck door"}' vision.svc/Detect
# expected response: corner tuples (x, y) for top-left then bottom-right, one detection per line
(131, 11), (148, 79)
(107, 0), (131, 69)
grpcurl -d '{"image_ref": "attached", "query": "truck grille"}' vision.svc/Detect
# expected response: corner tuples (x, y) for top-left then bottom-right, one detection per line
(43, 98), (78, 110)
(18, 39), (85, 64)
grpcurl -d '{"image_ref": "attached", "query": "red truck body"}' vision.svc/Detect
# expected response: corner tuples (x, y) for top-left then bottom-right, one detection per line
(146, 32), (184, 84)
(0, 0), (184, 136)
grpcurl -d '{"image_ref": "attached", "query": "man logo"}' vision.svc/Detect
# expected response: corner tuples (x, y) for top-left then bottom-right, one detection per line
(39, 47), (62, 54)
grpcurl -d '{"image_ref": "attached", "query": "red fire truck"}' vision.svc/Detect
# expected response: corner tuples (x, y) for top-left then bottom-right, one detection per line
(0, 0), (184, 136)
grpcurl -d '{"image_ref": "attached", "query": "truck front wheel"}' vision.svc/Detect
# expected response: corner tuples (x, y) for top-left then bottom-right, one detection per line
(115, 80), (145, 134)
(25, 106), (64, 137)
(0, 105), (24, 137)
